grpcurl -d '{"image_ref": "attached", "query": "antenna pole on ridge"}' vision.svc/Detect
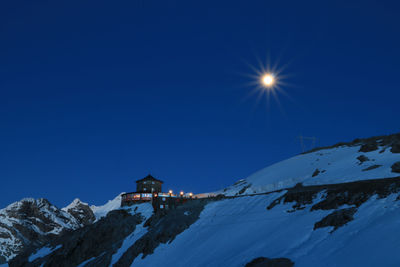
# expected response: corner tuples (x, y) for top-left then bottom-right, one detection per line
(298, 135), (317, 152)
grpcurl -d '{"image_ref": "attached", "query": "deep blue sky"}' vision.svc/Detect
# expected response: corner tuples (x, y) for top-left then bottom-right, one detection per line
(1, 0), (399, 208)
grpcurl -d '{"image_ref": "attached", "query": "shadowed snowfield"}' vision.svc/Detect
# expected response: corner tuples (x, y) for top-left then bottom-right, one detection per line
(132, 193), (400, 267)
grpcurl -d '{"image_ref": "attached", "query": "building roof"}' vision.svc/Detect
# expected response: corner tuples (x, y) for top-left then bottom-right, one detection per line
(136, 174), (164, 184)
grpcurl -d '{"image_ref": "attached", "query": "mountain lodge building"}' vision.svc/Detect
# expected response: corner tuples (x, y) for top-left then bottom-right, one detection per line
(136, 174), (163, 193)
(121, 174), (196, 211)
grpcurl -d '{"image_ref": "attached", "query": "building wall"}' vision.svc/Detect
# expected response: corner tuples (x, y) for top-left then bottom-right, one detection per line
(136, 181), (162, 193)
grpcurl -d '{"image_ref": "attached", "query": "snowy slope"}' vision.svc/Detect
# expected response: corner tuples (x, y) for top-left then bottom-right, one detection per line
(90, 194), (122, 220)
(221, 143), (400, 196)
(132, 192), (400, 267)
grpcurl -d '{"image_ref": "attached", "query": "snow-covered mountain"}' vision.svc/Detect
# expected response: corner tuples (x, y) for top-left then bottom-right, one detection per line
(0, 198), (96, 263)
(0, 193), (123, 264)
(220, 134), (400, 196)
(4, 133), (400, 266)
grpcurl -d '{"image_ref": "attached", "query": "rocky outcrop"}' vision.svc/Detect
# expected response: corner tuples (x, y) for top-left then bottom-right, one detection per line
(391, 143), (400, 153)
(267, 176), (400, 230)
(312, 169), (321, 177)
(270, 177), (400, 211)
(238, 184), (252, 195)
(304, 132), (400, 154)
(392, 162), (400, 173)
(362, 164), (382, 171)
(245, 257), (294, 267)
(359, 142), (378, 152)
(62, 199), (96, 226)
(314, 207), (357, 231)
(356, 155), (369, 164)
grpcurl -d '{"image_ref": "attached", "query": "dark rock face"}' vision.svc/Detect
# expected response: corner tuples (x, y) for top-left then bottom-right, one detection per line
(0, 255), (6, 265)
(238, 184), (252, 195)
(304, 132), (400, 155)
(391, 143), (400, 153)
(362, 164), (382, 171)
(10, 209), (144, 267)
(314, 207), (357, 231)
(359, 142), (378, 152)
(233, 179), (246, 186)
(392, 162), (400, 173)
(245, 257), (294, 267)
(357, 155), (369, 164)
(114, 199), (209, 266)
(312, 169), (320, 177)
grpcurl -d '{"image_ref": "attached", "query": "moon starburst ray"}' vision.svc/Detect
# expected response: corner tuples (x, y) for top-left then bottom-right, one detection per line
(243, 54), (292, 114)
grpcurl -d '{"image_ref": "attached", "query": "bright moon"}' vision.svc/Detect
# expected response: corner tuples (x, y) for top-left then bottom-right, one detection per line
(261, 73), (275, 87)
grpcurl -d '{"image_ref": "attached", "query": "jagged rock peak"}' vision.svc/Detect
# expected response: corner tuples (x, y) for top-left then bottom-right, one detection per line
(62, 198), (88, 211)
(63, 198), (95, 226)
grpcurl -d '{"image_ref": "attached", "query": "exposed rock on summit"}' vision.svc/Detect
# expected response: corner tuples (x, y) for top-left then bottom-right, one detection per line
(62, 199), (96, 226)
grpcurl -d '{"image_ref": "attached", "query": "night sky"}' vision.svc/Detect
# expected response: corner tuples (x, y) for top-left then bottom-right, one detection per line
(1, 0), (399, 208)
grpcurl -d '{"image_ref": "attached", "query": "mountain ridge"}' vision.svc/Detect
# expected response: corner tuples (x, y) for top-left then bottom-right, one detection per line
(0, 198), (96, 263)
(220, 132), (400, 197)
(2, 132), (400, 266)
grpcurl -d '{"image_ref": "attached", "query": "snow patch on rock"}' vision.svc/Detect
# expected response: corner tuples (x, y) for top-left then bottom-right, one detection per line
(110, 203), (153, 265)
(29, 245), (62, 262)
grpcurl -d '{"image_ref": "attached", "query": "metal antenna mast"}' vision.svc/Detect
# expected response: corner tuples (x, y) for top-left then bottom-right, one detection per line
(298, 135), (317, 152)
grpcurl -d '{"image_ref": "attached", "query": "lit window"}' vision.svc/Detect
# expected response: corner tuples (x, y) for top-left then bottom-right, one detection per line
(152, 181), (154, 184)
(144, 188), (147, 191)
(143, 181), (147, 184)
